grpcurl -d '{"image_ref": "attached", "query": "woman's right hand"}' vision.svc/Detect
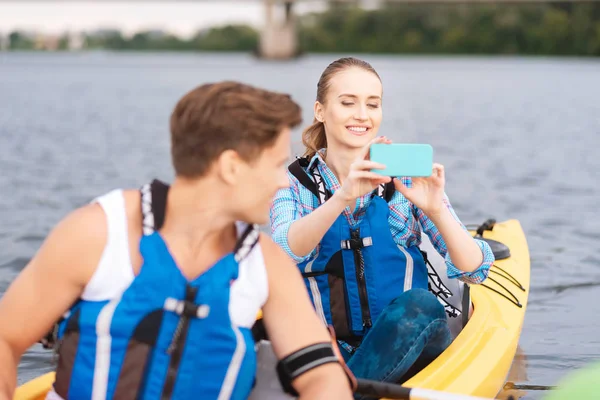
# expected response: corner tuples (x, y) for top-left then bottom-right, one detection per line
(336, 137), (392, 205)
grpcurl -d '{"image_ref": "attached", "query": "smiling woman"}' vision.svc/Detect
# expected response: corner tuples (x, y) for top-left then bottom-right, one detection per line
(269, 56), (495, 398)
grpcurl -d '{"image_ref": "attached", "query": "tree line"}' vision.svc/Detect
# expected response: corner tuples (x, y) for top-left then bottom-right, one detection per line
(5, 2), (600, 56)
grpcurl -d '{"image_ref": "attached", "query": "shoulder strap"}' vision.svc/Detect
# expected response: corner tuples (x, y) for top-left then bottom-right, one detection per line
(234, 223), (260, 263)
(288, 157), (332, 204)
(382, 180), (396, 202)
(140, 179), (170, 235)
(373, 181), (396, 203)
(288, 158), (320, 199)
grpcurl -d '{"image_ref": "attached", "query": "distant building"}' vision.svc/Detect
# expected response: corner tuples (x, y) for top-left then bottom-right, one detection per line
(68, 32), (85, 50)
(34, 34), (60, 51)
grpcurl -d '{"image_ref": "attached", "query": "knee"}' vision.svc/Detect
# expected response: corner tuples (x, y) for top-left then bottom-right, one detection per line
(388, 289), (447, 323)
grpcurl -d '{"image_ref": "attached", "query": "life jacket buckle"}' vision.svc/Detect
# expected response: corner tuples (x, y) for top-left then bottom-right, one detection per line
(182, 301), (199, 317)
(341, 237), (373, 250)
(164, 298), (210, 319)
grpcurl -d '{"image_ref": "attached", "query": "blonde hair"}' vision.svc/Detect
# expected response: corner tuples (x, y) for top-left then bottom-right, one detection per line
(302, 57), (381, 158)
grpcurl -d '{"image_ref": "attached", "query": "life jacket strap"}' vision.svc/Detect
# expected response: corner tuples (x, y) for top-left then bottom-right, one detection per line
(288, 158), (332, 204)
(140, 179), (169, 235)
(233, 223), (260, 263)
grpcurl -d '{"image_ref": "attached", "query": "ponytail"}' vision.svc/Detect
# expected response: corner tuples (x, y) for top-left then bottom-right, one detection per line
(302, 118), (327, 158)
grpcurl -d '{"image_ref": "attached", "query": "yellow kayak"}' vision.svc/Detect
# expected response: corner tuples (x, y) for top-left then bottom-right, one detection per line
(402, 219), (530, 398)
(14, 219), (530, 400)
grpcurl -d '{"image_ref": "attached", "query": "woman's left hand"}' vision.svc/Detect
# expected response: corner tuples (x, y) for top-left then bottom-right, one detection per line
(393, 163), (446, 218)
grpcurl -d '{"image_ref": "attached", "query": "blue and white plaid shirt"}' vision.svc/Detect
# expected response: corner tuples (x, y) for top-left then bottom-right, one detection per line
(270, 150), (493, 284)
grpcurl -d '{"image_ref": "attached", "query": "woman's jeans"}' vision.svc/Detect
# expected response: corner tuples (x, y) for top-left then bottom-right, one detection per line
(340, 289), (453, 399)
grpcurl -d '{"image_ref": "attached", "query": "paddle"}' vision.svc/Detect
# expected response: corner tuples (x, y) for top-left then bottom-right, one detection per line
(355, 378), (509, 400)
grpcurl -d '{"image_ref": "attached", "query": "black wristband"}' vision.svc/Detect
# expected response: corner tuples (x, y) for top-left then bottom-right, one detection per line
(276, 342), (339, 396)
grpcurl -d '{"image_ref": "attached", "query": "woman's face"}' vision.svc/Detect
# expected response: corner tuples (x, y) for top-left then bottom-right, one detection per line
(316, 67), (383, 152)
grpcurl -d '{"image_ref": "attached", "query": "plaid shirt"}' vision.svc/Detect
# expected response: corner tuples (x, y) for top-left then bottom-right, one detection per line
(270, 151), (493, 284)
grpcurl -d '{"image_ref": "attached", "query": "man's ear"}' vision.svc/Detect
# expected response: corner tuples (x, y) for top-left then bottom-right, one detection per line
(216, 149), (243, 185)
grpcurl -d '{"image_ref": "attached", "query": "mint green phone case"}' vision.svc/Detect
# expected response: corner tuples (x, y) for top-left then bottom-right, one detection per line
(369, 143), (433, 177)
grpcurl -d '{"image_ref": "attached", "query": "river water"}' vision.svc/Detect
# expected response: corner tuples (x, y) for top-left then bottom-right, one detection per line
(1, 52), (599, 398)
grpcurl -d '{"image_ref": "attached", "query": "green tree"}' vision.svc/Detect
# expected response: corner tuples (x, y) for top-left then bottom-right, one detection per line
(297, 2), (600, 56)
(8, 31), (35, 50)
(194, 25), (258, 51)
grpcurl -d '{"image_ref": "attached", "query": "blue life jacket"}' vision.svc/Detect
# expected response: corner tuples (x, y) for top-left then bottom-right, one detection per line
(52, 180), (262, 400)
(288, 158), (434, 345)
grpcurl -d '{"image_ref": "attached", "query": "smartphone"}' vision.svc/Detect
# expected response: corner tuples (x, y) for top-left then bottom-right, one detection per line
(369, 143), (433, 177)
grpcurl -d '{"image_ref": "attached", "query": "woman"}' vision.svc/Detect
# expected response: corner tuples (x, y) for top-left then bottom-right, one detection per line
(0, 82), (353, 400)
(270, 57), (495, 389)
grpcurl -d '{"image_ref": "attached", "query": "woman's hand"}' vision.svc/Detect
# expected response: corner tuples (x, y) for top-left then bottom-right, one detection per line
(394, 163), (446, 217)
(336, 137), (392, 205)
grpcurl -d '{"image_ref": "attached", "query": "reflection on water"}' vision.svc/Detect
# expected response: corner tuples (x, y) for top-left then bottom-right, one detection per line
(499, 347), (530, 400)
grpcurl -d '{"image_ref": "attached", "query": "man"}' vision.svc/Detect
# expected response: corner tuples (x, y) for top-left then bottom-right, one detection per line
(0, 81), (353, 400)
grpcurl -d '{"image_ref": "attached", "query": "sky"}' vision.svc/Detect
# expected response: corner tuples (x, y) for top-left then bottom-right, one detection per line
(0, 1), (329, 38)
